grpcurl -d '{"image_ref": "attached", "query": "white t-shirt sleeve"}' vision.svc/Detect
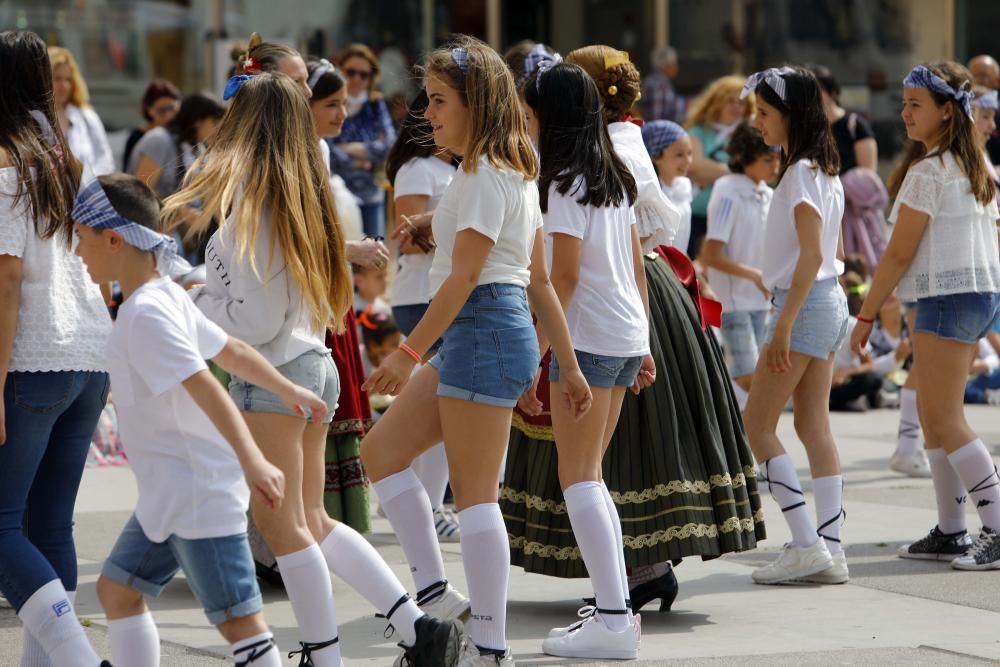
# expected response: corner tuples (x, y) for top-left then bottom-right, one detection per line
(127, 306), (213, 397)
(890, 159), (944, 221)
(394, 160), (437, 198)
(784, 161), (825, 221)
(455, 166), (507, 242)
(706, 183), (738, 244)
(545, 185), (588, 240)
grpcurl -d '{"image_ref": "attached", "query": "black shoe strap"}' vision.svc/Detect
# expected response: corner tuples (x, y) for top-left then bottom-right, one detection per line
(761, 460), (805, 513)
(376, 593), (413, 639)
(415, 579), (448, 606)
(817, 508), (847, 543)
(288, 637), (339, 666)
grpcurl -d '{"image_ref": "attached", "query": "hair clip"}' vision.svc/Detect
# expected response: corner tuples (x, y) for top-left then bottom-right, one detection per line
(243, 56), (259, 73)
(607, 85), (618, 96)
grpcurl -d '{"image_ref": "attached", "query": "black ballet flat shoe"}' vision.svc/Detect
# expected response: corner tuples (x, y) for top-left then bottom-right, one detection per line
(582, 568), (679, 613)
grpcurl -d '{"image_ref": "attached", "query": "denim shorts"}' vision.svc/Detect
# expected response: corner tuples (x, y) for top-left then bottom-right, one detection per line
(550, 350), (644, 388)
(765, 278), (849, 360)
(428, 283), (539, 407)
(101, 515), (261, 625)
(913, 292), (1000, 344)
(392, 303), (443, 354)
(721, 309), (769, 378)
(229, 349), (338, 423)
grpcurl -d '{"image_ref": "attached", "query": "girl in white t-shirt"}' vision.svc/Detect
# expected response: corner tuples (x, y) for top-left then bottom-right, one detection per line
(385, 89), (462, 542)
(523, 61), (651, 660)
(361, 36), (591, 666)
(701, 122), (779, 408)
(853, 62), (1000, 570)
(641, 120), (694, 254)
(741, 66), (850, 585)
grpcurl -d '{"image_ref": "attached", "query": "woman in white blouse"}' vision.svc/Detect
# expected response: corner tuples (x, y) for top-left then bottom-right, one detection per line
(48, 47), (114, 176)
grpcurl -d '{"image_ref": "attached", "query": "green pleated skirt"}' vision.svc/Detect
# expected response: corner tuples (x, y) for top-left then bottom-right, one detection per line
(501, 255), (766, 578)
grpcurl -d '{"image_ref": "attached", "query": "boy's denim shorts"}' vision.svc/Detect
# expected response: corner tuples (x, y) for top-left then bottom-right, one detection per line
(428, 283), (539, 408)
(721, 309), (770, 378)
(913, 292), (1000, 344)
(101, 515), (261, 625)
(550, 350), (644, 389)
(765, 278), (849, 360)
(229, 349), (338, 423)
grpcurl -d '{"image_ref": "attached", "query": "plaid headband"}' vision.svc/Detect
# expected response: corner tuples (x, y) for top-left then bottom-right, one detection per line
(641, 120), (688, 158)
(523, 44), (562, 88)
(72, 178), (177, 274)
(451, 47), (469, 75)
(903, 65), (974, 120)
(974, 89), (999, 111)
(308, 59), (336, 89)
(741, 67), (795, 102)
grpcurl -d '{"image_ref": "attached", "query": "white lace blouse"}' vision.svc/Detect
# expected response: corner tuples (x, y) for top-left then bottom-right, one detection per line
(889, 151), (1000, 302)
(0, 168), (111, 373)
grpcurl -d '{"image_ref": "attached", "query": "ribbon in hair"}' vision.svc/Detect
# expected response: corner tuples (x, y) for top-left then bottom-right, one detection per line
(308, 58), (336, 89)
(903, 65), (974, 120)
(357, 305), (389, 331)
(223, 74), (254, 101)
(534, 57), (562, 93)
(740, 67), (795, 102)
(641, 120), (687, 158)
(451, 47), (469, 75)
(974, 88), (999, 111)
(523, 43), (562, 80)
(602, 48), (630, 71)
(72, 178), (178, 274)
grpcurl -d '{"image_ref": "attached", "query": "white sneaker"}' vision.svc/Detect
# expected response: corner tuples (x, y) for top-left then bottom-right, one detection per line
(752, 539), (833, 585)
(794, 550), (849, 584)
(889, 450), (932, 478)
(547, 605), (596, 638)
(434, 507), (461, 543)
(456, 641), (515, 666)
(418, 581), (471, 622)
(542, 613), (639, 660)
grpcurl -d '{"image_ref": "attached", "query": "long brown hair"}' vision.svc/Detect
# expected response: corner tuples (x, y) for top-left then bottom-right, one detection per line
(565, 45), (641, 123)
(162, 72), (351, 333)
(0, 31), (81, 242)
(422, 35), (537, 179)
(888, 61), (995, 205)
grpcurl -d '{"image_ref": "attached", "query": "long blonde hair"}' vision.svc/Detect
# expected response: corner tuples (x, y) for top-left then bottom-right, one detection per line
(423, 35), (537, 179)
(685, 74), (754, 128)
(162, 72), (351, 333)
(47, 46), (90, 108)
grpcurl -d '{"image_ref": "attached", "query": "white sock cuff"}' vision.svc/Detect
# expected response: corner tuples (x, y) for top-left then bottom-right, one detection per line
(564, 481), (604, 508)
(17, 580), (71, 624)
(232, 631), (275, 651)
(926, 447), (948, 462)
(948, 439), (989, 466)
(812, 475), (843, 494)
(457, 503), (504, 536)
(274, 543), (324, 571)
(372, 468), (423, 503)
(107, 612), (155, 632)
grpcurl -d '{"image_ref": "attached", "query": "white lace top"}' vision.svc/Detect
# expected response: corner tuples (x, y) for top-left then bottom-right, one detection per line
(889, 151), (1000, 301)
(0, 168), (111, 372)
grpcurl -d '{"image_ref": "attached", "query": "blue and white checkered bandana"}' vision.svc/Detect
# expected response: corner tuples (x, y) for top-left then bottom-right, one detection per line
(641, 120), (688, 158)
(974, 89), (999, 111)
(741, 67), (795, 102)
(523, 44), (562, 86)
(903, 65), (974, 120)
(72, 178), (177, 274)
(451, 47), (469, 75)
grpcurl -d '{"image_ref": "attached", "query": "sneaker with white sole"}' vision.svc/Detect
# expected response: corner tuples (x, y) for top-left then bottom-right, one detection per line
(794, 550), (849, 584)
(547, 605), (596, 638)
(889, 450), (932, 478)
(951, 526), (1000, 571)
(542, 612), (639, 660)
(752, 539), (834, 585)
(434, 507), (461, 543)
(898, 526), (973, 561)
(456, 641), (514, 666)
(417, 580), (471, 622)
(393, 615), (464, 667)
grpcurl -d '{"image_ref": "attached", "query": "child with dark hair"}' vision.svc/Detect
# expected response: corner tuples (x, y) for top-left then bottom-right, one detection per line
(741, 66), (851, 585)
(700, 122), (779, 408)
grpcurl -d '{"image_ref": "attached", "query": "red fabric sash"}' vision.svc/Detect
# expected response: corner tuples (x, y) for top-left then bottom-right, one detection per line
(653, 245), (722, 330)
(326, 309), (372, 434)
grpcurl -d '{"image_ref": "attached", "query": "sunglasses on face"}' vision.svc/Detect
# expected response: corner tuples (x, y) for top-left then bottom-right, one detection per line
(345, 68), (372, 81)
(151, 103), (179, 115)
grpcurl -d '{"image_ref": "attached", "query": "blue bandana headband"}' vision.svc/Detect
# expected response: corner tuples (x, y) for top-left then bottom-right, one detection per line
(223, 74), (254, 101)
(308, 59), (336, 90)
(741, 67), (794, 102)
(73, 178), (178, 274)
(903, 65), (974, 120)
(641, 120), (688, 158)
(974, 89), (999, 111)
(523, 44), (562, 91)
(451, 47), (469, 75)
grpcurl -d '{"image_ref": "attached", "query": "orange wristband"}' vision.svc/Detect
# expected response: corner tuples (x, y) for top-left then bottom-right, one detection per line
(399, 342), (422, 363)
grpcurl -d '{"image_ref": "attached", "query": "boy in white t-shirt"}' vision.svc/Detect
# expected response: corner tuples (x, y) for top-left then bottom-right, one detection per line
(72, 174), (328, 667)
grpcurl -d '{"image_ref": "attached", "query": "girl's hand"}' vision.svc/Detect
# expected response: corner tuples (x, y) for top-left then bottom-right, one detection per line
(517, 370), (544, 416)
(362, 349), (417, 396)
(766, 324), (793, 374)
(280, 384), (328, 423)
(850, 319), (874, 356)
(245, 456), (285, 511)
(630, 354), (657, 394)
(750, 270), (770, 298)
(347, 238), (390, 270)
(558, 367), (593, 420)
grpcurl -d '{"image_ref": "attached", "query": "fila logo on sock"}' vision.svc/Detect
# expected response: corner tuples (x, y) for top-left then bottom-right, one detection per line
(52, 599), (71, 617)
(956, 495), (967, 505)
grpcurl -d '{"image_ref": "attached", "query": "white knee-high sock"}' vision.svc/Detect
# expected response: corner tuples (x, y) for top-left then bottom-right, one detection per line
(895, 388), (921, 457)
(372, 469), (447, 592)
(813, 475), (844, 555)
(412, 444), (450, 510)
(948, 439), (1000, 531)
(16, 580), (100, 667)
(760, 454), (818, 548)
(21, 591), (76, 667)
(232, 632), (282, 667)
(599, 482), (630, 604)
(320, 524), (422, 647)
(108, 612), (160, 667)
(458, 503), (509, 652)
(274, 545), (342, 667)
(564, 482), (629, 632)
(927, 448), (968, 534)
